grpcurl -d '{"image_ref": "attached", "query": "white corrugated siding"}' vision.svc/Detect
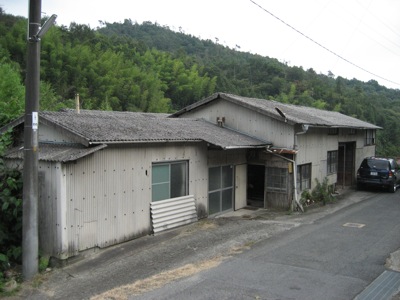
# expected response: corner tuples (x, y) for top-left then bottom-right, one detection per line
(60, 143), (208, 257)
(38, 141), (250, 259)
(181, 99), (294, 148)
(150, 195), (197, 233)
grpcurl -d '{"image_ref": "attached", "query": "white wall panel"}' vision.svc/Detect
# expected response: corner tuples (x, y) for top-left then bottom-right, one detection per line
(150, 195), (197, 233)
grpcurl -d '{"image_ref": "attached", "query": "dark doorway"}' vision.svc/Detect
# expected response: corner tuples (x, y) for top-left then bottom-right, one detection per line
(247, 165), (265, 207)
(337, 142), (356, 187)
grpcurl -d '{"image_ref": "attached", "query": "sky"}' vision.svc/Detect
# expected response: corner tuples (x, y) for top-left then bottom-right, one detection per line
(2, 0), (400, 90)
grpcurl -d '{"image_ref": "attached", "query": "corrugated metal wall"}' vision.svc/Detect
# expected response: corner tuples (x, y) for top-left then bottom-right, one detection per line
(37, 142), (251, 259)
(38, 162), (58, 256)
(59, 143), (208, 258)
(181, 99), (294, 148)
(38, 161), (68, 258)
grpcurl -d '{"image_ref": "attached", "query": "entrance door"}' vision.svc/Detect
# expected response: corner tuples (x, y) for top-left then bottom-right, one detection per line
(208, 165), (234, 215)
(338, 142), (356, 187)
(247, 165), (265, 207)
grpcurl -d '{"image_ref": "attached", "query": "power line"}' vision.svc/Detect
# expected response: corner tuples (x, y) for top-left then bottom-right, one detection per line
(249, 0), (400, 87)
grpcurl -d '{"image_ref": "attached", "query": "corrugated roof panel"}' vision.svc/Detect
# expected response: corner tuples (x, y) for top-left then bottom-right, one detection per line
(173, 92), (381, 130)
(5, 143), (107, 162)
(39, 110), (270, 149)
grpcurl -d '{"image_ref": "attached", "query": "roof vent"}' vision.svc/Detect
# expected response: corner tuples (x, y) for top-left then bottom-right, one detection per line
(216, 116), (225, 127)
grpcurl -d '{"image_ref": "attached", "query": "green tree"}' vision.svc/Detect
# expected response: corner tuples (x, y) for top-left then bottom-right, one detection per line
(0, 61), (24, 126)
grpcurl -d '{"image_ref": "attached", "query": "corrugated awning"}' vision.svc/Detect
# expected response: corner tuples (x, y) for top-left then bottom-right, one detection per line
(268, 147), (299, 155)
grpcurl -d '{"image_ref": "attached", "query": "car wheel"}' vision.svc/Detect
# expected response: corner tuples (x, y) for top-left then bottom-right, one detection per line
(390, 182), (397, 193)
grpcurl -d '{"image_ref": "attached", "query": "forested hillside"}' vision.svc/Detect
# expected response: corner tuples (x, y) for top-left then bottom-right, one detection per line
(1, 10), (400, 156)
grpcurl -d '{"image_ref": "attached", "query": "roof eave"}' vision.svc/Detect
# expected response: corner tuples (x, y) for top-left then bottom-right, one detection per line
(0, 115), (24, 135)
(40, 115), (91, 146)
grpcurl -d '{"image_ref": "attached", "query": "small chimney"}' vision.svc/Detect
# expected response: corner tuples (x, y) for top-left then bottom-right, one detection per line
(75, 93), (80, 114)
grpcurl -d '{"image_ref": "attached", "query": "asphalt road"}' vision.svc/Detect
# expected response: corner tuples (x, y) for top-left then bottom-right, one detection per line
(11, 189), (400, 300)
(135, 191), (400, 300)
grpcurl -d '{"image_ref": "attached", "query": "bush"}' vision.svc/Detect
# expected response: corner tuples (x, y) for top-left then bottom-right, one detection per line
(0, 132), (23, 275)
(310, 177), (334, 205)
(299, 177), (335, 207)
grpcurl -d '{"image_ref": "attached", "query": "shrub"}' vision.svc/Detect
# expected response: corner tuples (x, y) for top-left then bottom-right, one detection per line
(0, 132), (23, 274)
(310, 177), (334, 205)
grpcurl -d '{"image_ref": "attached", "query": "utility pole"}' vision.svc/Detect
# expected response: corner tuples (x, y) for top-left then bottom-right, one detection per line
(23, 0), (41, 281)
(23, 0), (56, 280)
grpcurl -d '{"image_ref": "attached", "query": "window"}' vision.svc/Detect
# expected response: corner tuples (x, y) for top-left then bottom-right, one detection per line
(327, 151), (338, 174)
(266, 167), (287, 192)
(297, 164), (311, 191)
(328, 128), (339, 135)
(208, 165), (234, 215)
(152, 161), (188, 201)
(365, 130), (376, 146)
(348, 128), (356, 135)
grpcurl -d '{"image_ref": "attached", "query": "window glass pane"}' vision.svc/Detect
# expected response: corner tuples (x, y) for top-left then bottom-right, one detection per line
(327, 151), (338, 174)
(152, 161), (188, 202)
(171, 162), (186, 198)
(209, 191), (220, 215)
(221, 189), (233, 211)
(209, 167), (221, 191)
(152, 183), (169, 201)
(297, 164), (311, 191)
(266, 167), (286, 191)
(222, 165), (233, 188)
(152, 165), (169, 184)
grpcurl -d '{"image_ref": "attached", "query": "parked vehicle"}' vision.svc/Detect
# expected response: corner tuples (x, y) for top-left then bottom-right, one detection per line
(356, 157), (400, 192)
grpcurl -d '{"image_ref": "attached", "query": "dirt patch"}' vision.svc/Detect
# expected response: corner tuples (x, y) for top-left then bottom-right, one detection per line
(177, 219), (217, 237)
(90, 256), (223, 300)
(90, 237), (257, 300)
(386, 250), (400, 272)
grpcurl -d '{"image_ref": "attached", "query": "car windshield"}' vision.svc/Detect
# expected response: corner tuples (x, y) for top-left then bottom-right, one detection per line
(361, 159), (390, 170)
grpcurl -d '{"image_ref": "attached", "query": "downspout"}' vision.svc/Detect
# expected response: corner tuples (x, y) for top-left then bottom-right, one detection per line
(265, 149), (304, 212)
(291, 123), (310, 212)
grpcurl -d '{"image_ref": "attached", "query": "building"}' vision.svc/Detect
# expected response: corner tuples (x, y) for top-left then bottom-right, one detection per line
(1, 108), (269, 260)
(172, 93), (380, 208)
(1, 92), (380, 260)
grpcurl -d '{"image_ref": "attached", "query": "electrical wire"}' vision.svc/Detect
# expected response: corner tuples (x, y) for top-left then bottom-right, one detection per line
(249, 0), (400, 87)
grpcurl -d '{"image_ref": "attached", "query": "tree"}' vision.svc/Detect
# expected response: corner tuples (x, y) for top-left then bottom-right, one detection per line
(0, 61), (24, 126)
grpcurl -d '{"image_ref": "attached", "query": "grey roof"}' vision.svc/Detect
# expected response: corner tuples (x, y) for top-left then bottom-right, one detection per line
(173, 92), (381, 129)
(5, 144), (107, 162)
(39, 109), (270, 149)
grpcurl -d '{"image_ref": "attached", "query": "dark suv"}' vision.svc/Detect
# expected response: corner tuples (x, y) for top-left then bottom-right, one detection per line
(357, 157), (400, 192)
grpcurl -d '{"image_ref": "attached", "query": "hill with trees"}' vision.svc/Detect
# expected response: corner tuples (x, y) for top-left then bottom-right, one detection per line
(1, 8), (400, 282)
(1, 9), (400, 156)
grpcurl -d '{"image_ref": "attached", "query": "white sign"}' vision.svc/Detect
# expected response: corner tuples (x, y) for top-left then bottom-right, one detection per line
(32, 112), (38, 130)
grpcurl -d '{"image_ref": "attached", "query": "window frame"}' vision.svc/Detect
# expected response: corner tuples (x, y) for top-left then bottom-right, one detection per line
(365, 129), (376, 146)
(152, 160), (188, 202)
(327, 150), (338, 174)
(328, 128), (339, 135)
(297, 163), (311, 191)
(266, 167), (287, 192)
(208, 165), (234, 215)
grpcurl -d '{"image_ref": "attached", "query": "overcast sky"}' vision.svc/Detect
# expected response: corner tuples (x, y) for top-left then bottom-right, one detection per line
(2, 0), (400, 90)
